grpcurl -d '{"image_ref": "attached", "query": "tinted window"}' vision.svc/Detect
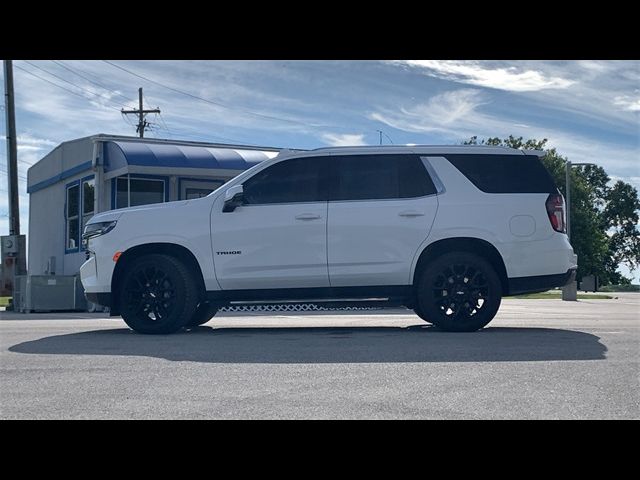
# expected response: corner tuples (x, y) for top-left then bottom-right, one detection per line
(67, 184), (79, 217)
(446, 154), (558, 194)
(83, 179), (95, 215)
(331, 154), (436, 201)
(243, 157), (328, 204)
(66, 184), (80, 250)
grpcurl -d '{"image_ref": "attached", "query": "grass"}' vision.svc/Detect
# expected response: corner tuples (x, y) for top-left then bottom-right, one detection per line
(0, 297), (11, 307)
(508, 292), (613, 300)
(599, 284), (640, 292)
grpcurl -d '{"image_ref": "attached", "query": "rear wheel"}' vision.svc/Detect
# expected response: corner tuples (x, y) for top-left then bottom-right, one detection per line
(416, 252), (502, 332)
(118, 254), (199, 334)
(185, 301), (219, 328)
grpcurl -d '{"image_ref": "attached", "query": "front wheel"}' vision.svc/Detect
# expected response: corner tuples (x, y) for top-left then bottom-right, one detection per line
(118, 254), (199, 334)
(184, 301), (219, 328)
(416, 252), (502, 332)
(413, 302), (432, 323)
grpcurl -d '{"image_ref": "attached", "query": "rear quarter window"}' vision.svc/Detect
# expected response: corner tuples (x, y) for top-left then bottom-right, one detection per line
(445, 154), (558, 194)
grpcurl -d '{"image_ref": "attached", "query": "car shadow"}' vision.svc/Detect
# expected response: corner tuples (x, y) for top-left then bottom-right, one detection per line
(8, 325), (607, 364)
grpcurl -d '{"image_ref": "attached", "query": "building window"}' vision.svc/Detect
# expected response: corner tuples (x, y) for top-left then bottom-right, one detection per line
(185, 187), (216, 199)
(115, 175), (166, 209)
(82, 178), (95, 249)
(66, 183), (80, 251)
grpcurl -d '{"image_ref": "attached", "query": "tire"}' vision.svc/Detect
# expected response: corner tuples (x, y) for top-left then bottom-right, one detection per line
(118, 253), (199, 334)
(184, 301), (218, 328)
(413, 303), (432, 323)
(416, 252), (502, 332)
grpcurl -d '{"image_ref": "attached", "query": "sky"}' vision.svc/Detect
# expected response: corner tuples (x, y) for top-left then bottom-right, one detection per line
(1, 60), (639, 281)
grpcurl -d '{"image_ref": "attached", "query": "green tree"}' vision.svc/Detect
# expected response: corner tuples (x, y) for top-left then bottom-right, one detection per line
(463, 136), (640, 284)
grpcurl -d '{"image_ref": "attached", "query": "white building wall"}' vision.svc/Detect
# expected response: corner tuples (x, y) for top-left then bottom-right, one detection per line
(27, 136), (97, 276)
(28, 170), (93, 276)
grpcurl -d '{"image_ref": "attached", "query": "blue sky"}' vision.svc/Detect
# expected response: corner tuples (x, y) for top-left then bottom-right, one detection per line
(1, 60), (639, 280)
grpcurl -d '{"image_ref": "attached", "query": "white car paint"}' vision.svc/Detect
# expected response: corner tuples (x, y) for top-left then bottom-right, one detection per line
(80, 145), (577, 300)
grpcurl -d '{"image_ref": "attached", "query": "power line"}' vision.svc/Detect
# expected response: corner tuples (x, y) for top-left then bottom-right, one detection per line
(22, 61), (129, 109)
(51, 60), (133, 104)
(143, 92), (169, 138)
(14, 64), (122, 112)
(156, 112), (174, 138)
(0, 167), (28, 182)
(140, 91), (262, 145)
(166, 126), (262, 146)
(102, 60), (329, 129)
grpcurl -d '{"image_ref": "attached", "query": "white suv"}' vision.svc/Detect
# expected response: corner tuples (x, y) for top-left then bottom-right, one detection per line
(80, 145), (577, 334)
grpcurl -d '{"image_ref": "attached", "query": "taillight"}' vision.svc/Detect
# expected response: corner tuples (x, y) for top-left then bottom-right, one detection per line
(546, 193), (566, 233)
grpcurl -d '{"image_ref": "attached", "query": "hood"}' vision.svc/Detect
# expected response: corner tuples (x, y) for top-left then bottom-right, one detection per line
(87, 199), (193, 225)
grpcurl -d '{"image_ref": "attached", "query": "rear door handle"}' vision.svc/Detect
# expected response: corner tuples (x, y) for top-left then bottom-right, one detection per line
(295, 213), (322, 220)
(398, 211), (425, 217)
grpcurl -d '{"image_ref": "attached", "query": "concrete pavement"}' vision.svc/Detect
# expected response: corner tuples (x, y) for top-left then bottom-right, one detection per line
(1, 293), (638, 419)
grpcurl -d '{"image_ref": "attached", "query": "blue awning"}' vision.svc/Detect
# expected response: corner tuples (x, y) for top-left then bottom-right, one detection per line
(104, 140), (279, 172)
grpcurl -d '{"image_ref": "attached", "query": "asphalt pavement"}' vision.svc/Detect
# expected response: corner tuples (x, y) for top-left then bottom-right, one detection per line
(1, 293), (638, 419)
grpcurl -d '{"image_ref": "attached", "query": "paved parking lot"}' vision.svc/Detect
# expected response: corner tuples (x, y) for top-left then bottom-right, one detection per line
(1, 293), (638, 419)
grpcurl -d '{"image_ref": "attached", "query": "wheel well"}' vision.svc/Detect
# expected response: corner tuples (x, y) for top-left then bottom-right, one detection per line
(111, 243), (206, 314)
(413, 238), (509, 294)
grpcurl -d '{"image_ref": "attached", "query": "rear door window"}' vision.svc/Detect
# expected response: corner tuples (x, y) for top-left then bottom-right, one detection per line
(331, 154), (437, 201)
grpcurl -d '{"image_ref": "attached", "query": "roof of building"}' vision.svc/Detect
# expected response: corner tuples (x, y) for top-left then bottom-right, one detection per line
(27, 134), (286, 194)
(104, 139), (281, 171)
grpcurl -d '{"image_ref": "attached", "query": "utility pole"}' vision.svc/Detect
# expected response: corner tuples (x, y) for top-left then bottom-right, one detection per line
(2, 60), (27, 302)
(121, 87), (160, 138)
(376, 129), (394, 146)
(4, 60), (19, 235)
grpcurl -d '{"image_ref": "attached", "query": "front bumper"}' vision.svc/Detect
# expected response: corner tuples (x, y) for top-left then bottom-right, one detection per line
(85, 292), (112, 308)
(80, 253), (116, 313)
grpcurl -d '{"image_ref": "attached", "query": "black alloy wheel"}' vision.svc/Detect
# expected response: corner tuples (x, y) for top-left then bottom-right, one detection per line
(417, 252), (502, 332)
(119, 254), (199, 334)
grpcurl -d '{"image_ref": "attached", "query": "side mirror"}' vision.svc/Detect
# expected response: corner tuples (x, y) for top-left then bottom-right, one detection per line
(223, 185), (244, 212)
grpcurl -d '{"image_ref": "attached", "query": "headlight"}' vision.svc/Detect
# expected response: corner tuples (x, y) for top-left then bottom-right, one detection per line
(82, 221), (117, 245)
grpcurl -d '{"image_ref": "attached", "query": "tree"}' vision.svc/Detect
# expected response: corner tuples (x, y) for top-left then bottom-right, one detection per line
(463, 136), (640, 284)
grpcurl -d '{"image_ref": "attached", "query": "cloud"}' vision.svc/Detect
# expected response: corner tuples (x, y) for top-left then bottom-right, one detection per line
(369, 89), (487, 134)
(576, 60), (611, 73)
(321, 133), (367, 146)
(369, 89), (640, 184)
(613, 94), (640, 112)
(393, 60), (575, 92)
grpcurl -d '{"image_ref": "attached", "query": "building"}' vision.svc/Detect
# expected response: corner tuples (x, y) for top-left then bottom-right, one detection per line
(27, 134), (281, 280)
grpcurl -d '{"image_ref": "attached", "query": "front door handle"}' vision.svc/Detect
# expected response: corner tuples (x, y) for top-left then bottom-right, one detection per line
(398, 211), (425, 217)
(295, 213), (322, 220)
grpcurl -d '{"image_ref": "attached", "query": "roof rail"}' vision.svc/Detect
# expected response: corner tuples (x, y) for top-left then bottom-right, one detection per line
(309, 144), (522, 152)
(521, 149), (546, 157)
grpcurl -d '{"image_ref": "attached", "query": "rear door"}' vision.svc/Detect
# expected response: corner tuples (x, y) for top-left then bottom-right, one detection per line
(327, 154), (439, 286)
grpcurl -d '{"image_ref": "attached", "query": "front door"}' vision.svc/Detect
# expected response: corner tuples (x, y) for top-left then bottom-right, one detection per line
(210, 156), (330, 290)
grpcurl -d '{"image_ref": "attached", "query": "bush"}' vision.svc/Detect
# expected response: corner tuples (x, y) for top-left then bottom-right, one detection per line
(599, 284), (640, 292)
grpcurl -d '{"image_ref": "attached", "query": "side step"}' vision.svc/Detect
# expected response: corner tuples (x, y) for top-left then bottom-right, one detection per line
(219, 297), (409, 311)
